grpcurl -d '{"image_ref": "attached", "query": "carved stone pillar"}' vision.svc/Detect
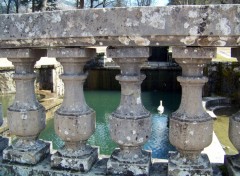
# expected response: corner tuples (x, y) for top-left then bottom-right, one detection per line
(226, 47), (240, 176)
(106, 47), (152, 176)
(0, 104), (8, 152)
(1, 49), (50, 164)
(168, 47), (216, 176)
(48, 48), (98, 172)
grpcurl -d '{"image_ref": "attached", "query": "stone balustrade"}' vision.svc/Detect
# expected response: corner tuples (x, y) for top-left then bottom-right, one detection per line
(169, 47), (216, 175)
(0, 4), (239, 176)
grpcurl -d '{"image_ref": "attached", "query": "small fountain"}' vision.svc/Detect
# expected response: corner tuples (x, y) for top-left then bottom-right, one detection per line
(158, 100), (164, 115)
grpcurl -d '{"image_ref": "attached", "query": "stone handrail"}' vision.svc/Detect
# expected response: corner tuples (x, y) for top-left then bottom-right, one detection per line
(0, 5), (239, 48)
(0, 4), (240, 176)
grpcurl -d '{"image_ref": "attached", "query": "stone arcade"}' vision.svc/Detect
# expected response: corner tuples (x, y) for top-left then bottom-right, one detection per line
(0, 4), (239, 176)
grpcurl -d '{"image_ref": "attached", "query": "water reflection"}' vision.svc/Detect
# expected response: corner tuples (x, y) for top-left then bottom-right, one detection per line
(1, 91), (180, 159)
(144, 114), (175, 158)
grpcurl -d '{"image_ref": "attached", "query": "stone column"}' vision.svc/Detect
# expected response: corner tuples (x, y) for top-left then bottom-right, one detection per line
(106, 47), (152, 176)
(48, 48), (98, 172)
(168, 47), (216, 176)
(226, 47), (240, 176)
(1, 49), (50, 165)
(0, 103), (8, 152)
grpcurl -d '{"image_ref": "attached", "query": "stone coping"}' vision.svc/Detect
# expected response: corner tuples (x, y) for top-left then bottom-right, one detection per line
(202, 96), (231, 119)
(0, 5), (239, 48)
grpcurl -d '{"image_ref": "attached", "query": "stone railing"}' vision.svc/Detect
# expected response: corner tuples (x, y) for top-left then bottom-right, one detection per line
(0, 4), (239, 176)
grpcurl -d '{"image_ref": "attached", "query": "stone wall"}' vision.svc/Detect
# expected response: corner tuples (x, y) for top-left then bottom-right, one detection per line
(205, 62), (240, 101)
(0, 70), (15, 94)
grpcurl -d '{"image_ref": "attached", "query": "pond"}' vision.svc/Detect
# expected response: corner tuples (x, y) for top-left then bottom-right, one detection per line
(1, 91), (181, 159)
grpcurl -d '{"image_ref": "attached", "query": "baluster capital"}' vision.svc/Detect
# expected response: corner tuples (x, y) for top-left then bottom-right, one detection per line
(172, 47), (216, 77)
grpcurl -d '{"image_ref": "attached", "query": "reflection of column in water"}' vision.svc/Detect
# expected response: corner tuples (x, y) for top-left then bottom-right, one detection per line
(144, 114), (175, 159)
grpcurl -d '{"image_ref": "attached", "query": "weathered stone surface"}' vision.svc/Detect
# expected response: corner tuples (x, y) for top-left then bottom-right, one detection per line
(0, 5), (239, 48)
(49, 48), (98, 172)
(169, 47), (215, 176)
(168, 152), (212, 176)
(0, 137), (8, 152)
(107, 47), (151, 175)
(172, 47), (216, 59)
(0, 49), (47, 58)
(0, 155), (108, 176)
(226, 112), (240, 175)
(0, 155), (224, 176)
(225, 154), (240, 176)
(107, 149), (151, 176)
(1, 49), (50, 165)
(48, 48), (96, 58)
(3, 140), (50, 165)
(0, 71), (15, 94)
(51, 147), (98, 172)
(0, 104), (8, 152)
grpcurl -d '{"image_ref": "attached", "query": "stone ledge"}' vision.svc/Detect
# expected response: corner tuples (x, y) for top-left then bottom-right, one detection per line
(0, 5), (239, 48)
(0, 153), (224, 176)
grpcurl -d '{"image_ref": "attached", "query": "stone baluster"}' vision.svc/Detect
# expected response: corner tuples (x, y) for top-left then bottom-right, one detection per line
(0, 103), (8, 152)
(226, 47), (240, 176)
(106, 47), (152, 175)
(1, 49), (50, 164)
(168, 47), (216, 176)
(48, 48), (98, 172)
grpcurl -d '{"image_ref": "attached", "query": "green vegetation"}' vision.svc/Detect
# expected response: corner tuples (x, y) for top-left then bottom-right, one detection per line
(214, 116), (238, 155)
(213, 107), (239, 155)
(212, 54), (237, 63)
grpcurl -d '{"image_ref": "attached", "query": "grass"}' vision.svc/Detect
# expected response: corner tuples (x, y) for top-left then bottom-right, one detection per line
(213, 107), (239, 155)
(212, 54), (237, 62)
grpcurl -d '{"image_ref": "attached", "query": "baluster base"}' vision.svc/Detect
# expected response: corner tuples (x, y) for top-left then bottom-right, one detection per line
(168, 151), (212, 176)
(51, 146), (98, 172)
(107, 149), (151, 176)
(3, 140), (50, 165)
(0, 137), (8, 152)
(225, 154), (240, 176)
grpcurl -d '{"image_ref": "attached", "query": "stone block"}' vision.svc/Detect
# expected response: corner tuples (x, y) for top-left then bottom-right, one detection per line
(48, 48), (96, 58)
(51, 147), (98, 172)
(225, 155), (240, 176)
(0, 137), (8, 152)
(3, 140), (50, 165)
(172, 47), (216, 59)
(107, 149), (151, 176)
(168, 152), (212, 176)
(0, 49), (47, 59)
(0, 5), (239, 48)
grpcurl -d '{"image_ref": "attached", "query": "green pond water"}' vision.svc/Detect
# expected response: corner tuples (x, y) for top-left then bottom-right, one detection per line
(0, 91), (180, 159)
(6, 91), (238, 159)
(39, 91), (180, 159)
